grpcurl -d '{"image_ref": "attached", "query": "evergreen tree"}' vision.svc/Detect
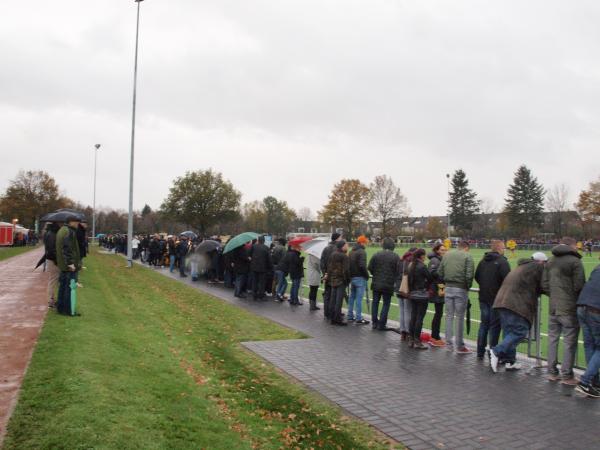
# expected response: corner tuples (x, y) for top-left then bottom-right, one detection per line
(448, 169), (480, 235)
(504, 165), (545, 236)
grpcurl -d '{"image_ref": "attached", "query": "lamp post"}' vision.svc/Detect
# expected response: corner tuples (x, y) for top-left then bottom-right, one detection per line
(92, 144), (101, 244)
(127, 0), (144, 268)
(446, 173), (451, 238)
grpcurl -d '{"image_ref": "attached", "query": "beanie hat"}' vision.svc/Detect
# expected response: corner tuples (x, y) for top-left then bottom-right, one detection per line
(357, 235), (368, 245)
(331, 232), (341, 242)
(336, 239), (347, 250)
(532, 252), (548, 262)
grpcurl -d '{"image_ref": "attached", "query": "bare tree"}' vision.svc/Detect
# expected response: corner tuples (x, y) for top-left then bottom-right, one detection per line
(369, 175), (410, 237)
(546, 183), (570, 236)
(296, 207), (313, 222)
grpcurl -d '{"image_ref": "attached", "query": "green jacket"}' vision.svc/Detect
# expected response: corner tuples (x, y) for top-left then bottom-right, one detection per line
(438, 249), (474, 290)
(542, 244), (585, 316)
(55, 225), (81, 272)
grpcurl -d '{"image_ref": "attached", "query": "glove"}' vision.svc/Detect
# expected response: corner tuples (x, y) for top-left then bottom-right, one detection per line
(67, 264), (76, 272)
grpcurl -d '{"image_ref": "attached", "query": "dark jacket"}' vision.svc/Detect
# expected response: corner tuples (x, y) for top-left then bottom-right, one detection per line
(475, 252), (511, 305)
(55, 224), (81, 272)
(271, 244), (286, 267)
(368, 247), (402, 294)
(167, 239), (177, 255)
(349, 243), (368, 279)
(250, 243), (272, 273)
(176, 240), (189, 258)
(43, 225), (59, 263)
(542, 244), (586, 316)
(281, 249), (304, 279)
(320, 242), (337, 273)
(578, 264), (600, 310)
(76, 225), (88, 259)
(408, 259), (433, 298)
(427, 252), (444, 303)
(493, 259), (545, 325)
(232, 246), (250, 275)
(327, 250), (350, 287)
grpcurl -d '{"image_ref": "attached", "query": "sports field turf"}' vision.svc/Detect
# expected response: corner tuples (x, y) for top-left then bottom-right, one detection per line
(301, 245), (599, 368)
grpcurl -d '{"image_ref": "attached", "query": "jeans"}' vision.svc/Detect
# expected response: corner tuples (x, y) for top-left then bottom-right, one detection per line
(234, 273), (248, 297)
(347, 277), (366, 320)
(577, 307), (600, 386)
(57, 271), (77, 315)
(430, 302), (444, 340)
(409, 299), (429, 341)
(275, 270), (288, 297)
(331, 284), (346, 322)
(445, 287), (468, 347)
(477, 302), (501, 357)
(398, 297), (411, 332)
(169, 255), (177, 273)
(372, 291), (392, 329)
(547, 313), (580, 377)
(290, 278), (301, 303)
(493, 309), (530, 364)
(179, 255), (186, 276)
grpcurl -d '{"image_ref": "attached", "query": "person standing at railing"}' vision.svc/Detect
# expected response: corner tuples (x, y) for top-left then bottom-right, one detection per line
(407, 249), (434, 349)
(542, 237), (586, 385)
(427, 244), (447, 347)
(438, 241), (474, 354)
(489, 252), (548, 373)
(347, 235), (370, 325)
(321, 233), (342, 320)
(368, 238), (402, 331)
(325, 240), (350, 324)
(474, 239), (511, 359)
(575, 263), (600, 398)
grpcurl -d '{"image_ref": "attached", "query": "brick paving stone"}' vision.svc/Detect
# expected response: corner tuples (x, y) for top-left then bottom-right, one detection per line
(150, 267), (600, 450)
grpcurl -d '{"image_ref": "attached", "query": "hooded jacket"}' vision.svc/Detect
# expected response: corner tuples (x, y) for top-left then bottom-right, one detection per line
(349, 243), (368, 279)
(281, 248), (304, 279)
(475, 252), (511, 305)
(368, 240), (401, 294)
(577, 264), (600, 310)
(541, 244), (586, 316)
(427, 252), (444, 303)
(493, 258), (545, 325)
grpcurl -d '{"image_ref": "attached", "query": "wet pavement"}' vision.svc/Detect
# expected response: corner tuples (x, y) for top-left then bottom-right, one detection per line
(147, 265), (600, 450)
(0, 248), (48, 446)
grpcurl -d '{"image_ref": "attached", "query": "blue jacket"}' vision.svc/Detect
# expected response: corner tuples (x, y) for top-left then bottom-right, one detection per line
(577, 264), (600, 310)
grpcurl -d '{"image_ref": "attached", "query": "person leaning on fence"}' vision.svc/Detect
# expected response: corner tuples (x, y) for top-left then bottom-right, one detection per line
(407, 248), (434, 349)
(325, 240), (350, 325)
(427, 244), (447, 347)
(438, 240), (474, 354)
(55, 215), (82, 316)
(542, 237), (586, 385)
(321, 233), (342, 319)
(489, 252), (548, 373)
(368, 238), (402, 331)
(575, 262), (600, 398)
(347, 235), (370, 325)
(474, 239), (511, 359)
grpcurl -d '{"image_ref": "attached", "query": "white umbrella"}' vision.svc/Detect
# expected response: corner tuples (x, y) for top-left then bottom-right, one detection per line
(301, 237), (329, 259)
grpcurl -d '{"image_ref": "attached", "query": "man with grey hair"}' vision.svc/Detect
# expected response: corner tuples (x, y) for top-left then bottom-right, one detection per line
(543, 236), (586, 384)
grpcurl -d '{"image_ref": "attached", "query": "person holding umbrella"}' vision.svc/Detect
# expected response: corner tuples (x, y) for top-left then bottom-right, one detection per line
(55, 215), (82, 316)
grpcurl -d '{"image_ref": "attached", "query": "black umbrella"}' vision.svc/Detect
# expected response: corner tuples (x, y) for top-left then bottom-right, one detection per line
(41, 209), (86, 222)
(180, 231), (198, 240)
(195, 239), (220, 253)
(466, 300), (472, 335)
(55, 208), (87, 222)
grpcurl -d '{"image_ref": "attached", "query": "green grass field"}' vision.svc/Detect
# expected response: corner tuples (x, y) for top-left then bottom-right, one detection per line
(0, 245), (37, 262)
(4, 249), (399, 450)
(301, 245), (599, 367)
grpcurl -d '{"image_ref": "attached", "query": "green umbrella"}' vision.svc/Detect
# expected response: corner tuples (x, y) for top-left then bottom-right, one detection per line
(69, 277), (78, 316)
(223, 232), (259, 254)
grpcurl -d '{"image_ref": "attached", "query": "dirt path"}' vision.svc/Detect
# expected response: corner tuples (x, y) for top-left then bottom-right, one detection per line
(0, 248), (48, 446)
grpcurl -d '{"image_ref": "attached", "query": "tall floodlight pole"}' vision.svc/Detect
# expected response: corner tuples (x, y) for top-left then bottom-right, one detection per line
(446, 173), (451, 238)
(92, 144), (101, 244)
(127, 0), (143, 268)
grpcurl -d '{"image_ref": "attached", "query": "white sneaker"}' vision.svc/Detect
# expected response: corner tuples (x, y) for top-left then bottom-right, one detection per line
(490, 349), (499, 373)
(505, 362), (522, 371)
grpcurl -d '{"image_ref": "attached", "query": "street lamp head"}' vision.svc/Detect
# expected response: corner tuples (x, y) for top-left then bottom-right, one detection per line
(95, 144), (101, 150)
(135, 0), (144, 2)
(446, 173), (450, 179)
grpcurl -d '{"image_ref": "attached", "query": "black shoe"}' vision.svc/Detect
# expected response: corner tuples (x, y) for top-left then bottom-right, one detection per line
(180, 274), (187, 278)
(347, 318), (355, 322)
(334, 321), (348, 326)
(575, 383), (600, 398)
(236, 294), (247, 299)
(356, 319), (370, 325)
(309, 306), (321, 311)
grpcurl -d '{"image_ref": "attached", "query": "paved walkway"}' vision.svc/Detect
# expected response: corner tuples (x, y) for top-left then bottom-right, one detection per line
(147, 265), (600, 449)
(0, 248), (48, 446)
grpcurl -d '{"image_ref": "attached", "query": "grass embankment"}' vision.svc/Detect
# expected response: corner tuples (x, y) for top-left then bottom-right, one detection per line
(4, 250), (398, 450)
(0, 245), (36, 262)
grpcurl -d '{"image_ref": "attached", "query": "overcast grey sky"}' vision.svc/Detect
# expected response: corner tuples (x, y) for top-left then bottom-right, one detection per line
(1, 0), (599, 217)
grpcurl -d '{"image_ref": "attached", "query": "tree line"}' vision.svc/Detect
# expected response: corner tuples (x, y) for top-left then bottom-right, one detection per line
(1, 167), (599, 238)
